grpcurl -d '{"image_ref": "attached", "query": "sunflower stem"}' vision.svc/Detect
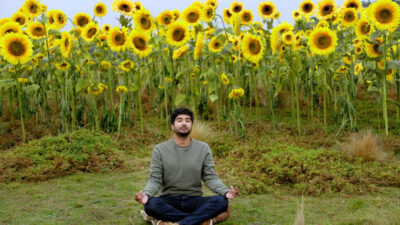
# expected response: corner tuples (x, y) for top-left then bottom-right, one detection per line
(383, 33), (389, 136)
(17, 83), (25, 143)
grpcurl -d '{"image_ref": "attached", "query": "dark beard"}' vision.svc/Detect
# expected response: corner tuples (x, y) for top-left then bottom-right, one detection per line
(174, 129), (191, 137)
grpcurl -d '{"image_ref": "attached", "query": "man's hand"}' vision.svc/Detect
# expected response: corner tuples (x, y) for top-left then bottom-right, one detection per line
(225, 185), (239, 199)
(135, 191), (149, 205)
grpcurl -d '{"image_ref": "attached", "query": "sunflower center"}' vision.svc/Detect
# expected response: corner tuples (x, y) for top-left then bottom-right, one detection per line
(77, 17), (89, 27)
(33, 26), (45, 36)
(344, 12), (355, 22)
(60, 62), (67, 67)
(377, 9), (392, 23)
(316, 35), (332, 49)
(163, 15), (172, 24)
(249, 40), (261, 54)
(58, 15), (65, 24)
(348, 3), (357, 8)
(49, 16), (54, 24)
(140, 16), (151, 29)
(172, 28), (185, 42)
(8, 40), (26, 57)
(206, 9), (213, 18)
(233, 5), (242, 13)
(213, 40), (221, 48)
(96, 6), (103, 13)
(322, 5), (333, 16)
(124, 62), (131, 68)
(16, 17), (26, 25)
(242, 13), (251, 22)
(5, 28), (17, 34)
(294, 12), (300, 17)
(30, 3), (38, 13)
(114, 33), (126, 45)
(133, 37), (146, 50)
(64, 38), (70, 48)
(87, 28), (97, 38)
(285, 35), (292, 41)
(373, 44), (383, 54)
(119, 4), (131, 12)
(303, 4), (313, 13)
(187, 11), (200, 23)
(262, 6), (272, 15)
(361, 23), (371, 34)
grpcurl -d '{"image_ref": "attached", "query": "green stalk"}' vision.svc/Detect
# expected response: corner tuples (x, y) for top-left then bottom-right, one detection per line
(267, 75), (276, 128)
(309, 56), (314, 120)
(17, 83), (25, 143)
(396, 70), (400, 123)
(8, 87), (14, 123)
(294, 75), (301, 135)
(383, 34), (389, 136)
(138, 66), (144, 133)
(117, 93), (124, 134)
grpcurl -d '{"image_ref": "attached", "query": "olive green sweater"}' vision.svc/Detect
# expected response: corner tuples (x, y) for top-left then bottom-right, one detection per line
(143, 138), (229, 197)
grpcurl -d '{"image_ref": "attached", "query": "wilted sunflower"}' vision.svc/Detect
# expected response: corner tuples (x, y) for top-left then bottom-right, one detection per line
(172, 45), (188, 60)
(27, 21), (46, 39)
(0, 21), (21, 36)
(133, 9), (154, 33)
(60, 31), (73, 58)
(74, 12), (92, 28)
(166, 22), (190, 47)
(107, 26), (128, 52)
(118, 59), (134, 71)
(355, 18), (372, 38)
(230, 1), (243, 14)
(241, 33), (264, 64)
(82, 22), (99, 42)
(11, 12), (28, 26)
(23, 0), (41, 17)
(299, 0), (314, 17)
(158, 10), (174, 26)
(258, 1), (276, 19)
(367, 0), (400, 31)
(1, 32), (33, 65)
(182, 4), (203, 26)
(343, 0), (361, 10)
(52, 9), (67, 30)
(240, 9), (253, 25)
(203, 5), (215, 22)
(317, 0), (337, 19)
(94, 2), (107, 17)
(365, 37), (383, 57)
(194, 32), (204, 61)
(209, 36), (225, 53)
(56, 61), (70, 71)
(341, 7), (358, 27)
(128, 30), (152, 57)
(112, 0), (134, 16)
(308, 26), (337, 55)
(292, 10), (302, 21)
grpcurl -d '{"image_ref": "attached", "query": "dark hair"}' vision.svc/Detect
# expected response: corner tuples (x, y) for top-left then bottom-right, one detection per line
(171, 107), (194, 125)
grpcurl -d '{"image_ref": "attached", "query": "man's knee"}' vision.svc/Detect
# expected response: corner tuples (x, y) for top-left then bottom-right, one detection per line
(144, 197), (162, 214)
(212, 195), (228, 211)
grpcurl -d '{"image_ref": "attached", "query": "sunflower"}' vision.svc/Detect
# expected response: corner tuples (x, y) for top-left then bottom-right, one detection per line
(270, 28), (280, 55)
(223, 9), (233, 24)
(365, 37), (383, 57)
(103, 24), (111, 33)
(87, 83), (104, 95)
(203, 5), (215, 22)
(230, 1), (243, 14)
(56, 61), (70, 71)
(229, 88), (244, 99)
(273, 11), (281, 19)
(17, 77), (29, 84)
(172, 9), (180, 21)
(11, 12), (28, 26)
(52, 10), (67, 30)
(0, 22), (21, 37)
(282, 31), (294, 45)
(27, 21), (46, 39)
(94, 2), (107, 17)
(240, 9), (253, 25)
(299, 0), (314, 17)
(158, 10), (174, 26)
(0, 18), (10, 26)
(128, 30), (152, 57)
(354, 18), (372, 39)
(221, 73), (229, 85)
(119, 59), (134, 71)
(206, 0), (217, 9)
(59, 31), (73, 58)
(308, 27), (337, 55)
(341, 7), (358, 27)
(241, 33), (264, 64)
(209, 36), (225, 53)
(342, 54), (354, 64)
(23, 0), (41, 17)
(81, 22), (99, 42)
(317, 0), (337, 19)
(204, 27), (215, 38)
(258, 1), (276, 19)
(0, 32), (33, 65)
(367, 0), (400, 31)
(165, 22), (190, 47)
(275, 21), (293, 35)
(354, 63), (363, 75)
(74, 12), (92, 28)
(172, 45), (188, 60)
(112, 0), (134, 16)
(182, 4), (203, 26)
(100, 61), (111, 71)
(343, 0), (361, 10)
(133, 9), (154, 33)
(98, 34), (107, 43)
(354, 44), (364, 54)
(116, 85), (128, 93)
(292, 10), (302, 21)
(194, 32), (204, 61)
(107, 26), (128, 52)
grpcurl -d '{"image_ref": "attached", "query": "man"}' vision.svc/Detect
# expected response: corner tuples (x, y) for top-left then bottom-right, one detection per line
(135, 107), (238, 225)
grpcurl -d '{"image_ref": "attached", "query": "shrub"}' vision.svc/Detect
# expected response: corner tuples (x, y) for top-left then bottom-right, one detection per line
(341, 130), (387, 161)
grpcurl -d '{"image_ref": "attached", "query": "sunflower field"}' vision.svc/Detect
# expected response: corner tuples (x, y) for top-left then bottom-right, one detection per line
(1, 0), (400, 142)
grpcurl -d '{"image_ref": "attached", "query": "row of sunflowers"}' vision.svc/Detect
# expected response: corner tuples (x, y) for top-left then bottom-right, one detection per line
(1, 0), (400, 141)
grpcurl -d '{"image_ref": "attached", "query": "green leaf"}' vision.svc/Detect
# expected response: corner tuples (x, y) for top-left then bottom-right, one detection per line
(22, 84), (40, 94)
(0, 79), (16, 88)
(388, 99), (400, 107)
(209, 94), (218, 102)
(387, 61), (400, 69)
(175, 93), (186, 107)
(76, 78), (89, 93)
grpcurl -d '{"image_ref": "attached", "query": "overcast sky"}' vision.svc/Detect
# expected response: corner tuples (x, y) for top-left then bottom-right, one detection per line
(1, 0), (346, 30)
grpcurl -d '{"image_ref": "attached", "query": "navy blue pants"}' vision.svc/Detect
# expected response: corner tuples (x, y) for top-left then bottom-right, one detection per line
(144, 195), (228, 225)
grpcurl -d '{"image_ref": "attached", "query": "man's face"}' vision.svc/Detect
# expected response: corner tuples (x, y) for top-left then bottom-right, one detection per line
(172, 114), (192, 137)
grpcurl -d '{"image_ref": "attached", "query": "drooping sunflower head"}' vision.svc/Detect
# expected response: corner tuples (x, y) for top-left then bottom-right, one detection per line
(203, 5), (215, 22)
(182, 4), (203, 26)
(223, 8), (233, 24)
(107, 26), (128, 52)
(158, 10), (174, 26)
(240, 9), (253, 25)
(341, 7), (358, 27)
(112, 0), (134, 15)
(27, 21), (46, 39)
(343, 0), (361, 11)
(74, 12), (92, 28)
(241, 33), (264, 64)
(367, 0), (400, 31)
(258, 1), (276, 19)
(299, 0), (314, 16)
(166, 21), (190, 47)
(11, 12), (28, 26)
(365, 37), (383, 58)
(317, 0), (337, 19)
(229, 1), (243, 14)
(355, 18), (372, 38)
(82, 22), (99, 42)
(133, 9), (154, 33)
(94, 2), (107, 17)
(0, 32), (33, 65)
(307, 26), (338, 55)
(52, 9), (67, 30)
(116, 85), (128, 93)
(292, 10), (302, 21)
(208, 36), (225, 53)
(172, 45), (188, 60)
(128, 30), (152, 57)
(23, 0), (41, 17)
(60, 31), (73, 58)
(194, 32), (204, 61)
(0, 21), (21, 37)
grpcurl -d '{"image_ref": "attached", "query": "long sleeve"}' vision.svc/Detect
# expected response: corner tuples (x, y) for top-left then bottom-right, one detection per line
(143, 147), (163, 197)
(201, 146), (230, 196)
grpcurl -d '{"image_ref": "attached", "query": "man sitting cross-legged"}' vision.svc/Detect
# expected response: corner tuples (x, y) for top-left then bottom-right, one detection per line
(135, 107), (238, 225)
